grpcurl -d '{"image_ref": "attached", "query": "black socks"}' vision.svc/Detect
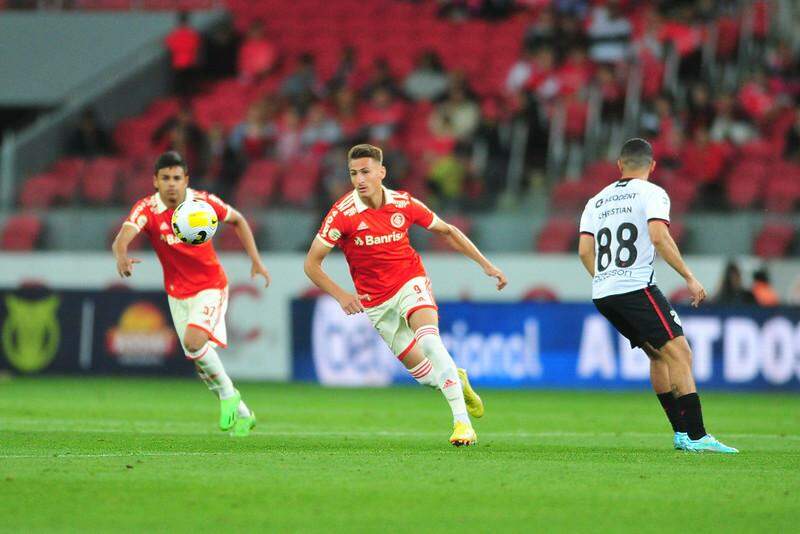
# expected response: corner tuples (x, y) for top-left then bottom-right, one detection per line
(677, 392), (707, 440)
(656, 392), (685, 433)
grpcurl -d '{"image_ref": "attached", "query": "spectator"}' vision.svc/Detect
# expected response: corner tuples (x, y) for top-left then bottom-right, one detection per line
(679, 126), (728, 184)
(715, 261), (756, 306)
(237, 20), (278, 84)
(332, 88), (364, 144)
(523, 9), (556, 50)
(229, 100), (278, 160)
(165, 11), (201, 97)
(301, 102), (343, 156)
(361, 88), (406, 143)
(205, 19), (241, 79)
(556, 47), (592, 98)
(474, 98), (510, 198)
(709, 94), (756, 145)
(66, 109), (115, 157)
(280, 53), (321, 104)
(752, 267), (780, 307)
(206, 123), (242, 198)
(738, 71), (777, 123)
(505, 46), (537, 96)
(326, 46), (358, 94)
(586, 0), (632, 64)
(360, 58), (402, 99)
(783, 107), (800, 161)
(429, 85), (480, 141)
(403, 51), (450, 102)
(525, 48), (560, 101)
(686, 83), (716, 135)
(151, 104), (209, 175)
(275, 106), (304, 161)
(321, 148), (351, 203)
(427, 143), (472, 202)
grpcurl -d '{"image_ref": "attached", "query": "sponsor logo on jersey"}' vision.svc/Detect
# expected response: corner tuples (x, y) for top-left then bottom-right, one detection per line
(356, 221), (369, 231)
(394, 200), (409, 208)
(161, 233), (183, 246)
(596, 192), (638, 208)
(354, 232), (404, 246)
(160, 222), (170, 232)
(328, 228), (341, 241)
(136, 215), (148, 229)
(390, 213), (405, 228)
(344, 208), (357, 216)
(321, 210), (337, 237)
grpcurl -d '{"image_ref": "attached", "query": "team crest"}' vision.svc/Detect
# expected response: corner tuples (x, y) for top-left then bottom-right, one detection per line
(328, 229), (341, 241)
(391, 213), (405, 228)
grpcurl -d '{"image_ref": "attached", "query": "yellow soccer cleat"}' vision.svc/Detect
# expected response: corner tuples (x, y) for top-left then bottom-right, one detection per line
(449, 421), (477, 447)
(458, 368), (484, 418)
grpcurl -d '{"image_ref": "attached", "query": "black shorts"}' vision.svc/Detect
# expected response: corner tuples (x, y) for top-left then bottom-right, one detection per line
(592, 285), (684, 349)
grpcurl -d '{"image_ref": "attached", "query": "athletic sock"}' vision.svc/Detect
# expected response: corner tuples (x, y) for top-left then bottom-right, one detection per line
(656, 392), (686, 433)
(188, 344), (236, 399)
(677, 393), (707, 440)
(414, 326), (469, 425)
(407, 357), (437, 388)
(237, 401), (251, 418)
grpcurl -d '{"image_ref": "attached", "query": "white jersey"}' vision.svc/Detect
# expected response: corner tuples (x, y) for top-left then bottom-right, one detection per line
(579, 178), (671, 299)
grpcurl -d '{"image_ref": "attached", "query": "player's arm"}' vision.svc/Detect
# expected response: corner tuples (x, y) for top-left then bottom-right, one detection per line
(649, 220), (706, 307)
(225, 208), (271, 287)
(303, 238), (366, 315)
(111, 223), (142, 278)
(428, 218), (507, 290)
(578, 234), (595, 277)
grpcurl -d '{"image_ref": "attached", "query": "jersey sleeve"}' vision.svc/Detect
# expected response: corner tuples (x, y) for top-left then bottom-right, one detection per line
(316, 206), (350, 248)
(125, 199), (151, 235)
(579, 200), (595, 236)
(409, 197), (439, 229)
(645, 187), (671, 225)
(206, 193), (233, 222)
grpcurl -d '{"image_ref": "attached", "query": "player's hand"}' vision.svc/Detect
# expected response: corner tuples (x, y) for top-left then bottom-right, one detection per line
(686, 276), (706, 308)
(338, 293), (367, 315)
(116, 256), (141, 278)
(484, 264), (508, 291)
(251, 261), (271, 288)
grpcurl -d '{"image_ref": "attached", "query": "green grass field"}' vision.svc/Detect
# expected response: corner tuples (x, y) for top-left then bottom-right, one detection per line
(1, 377), (798, 532)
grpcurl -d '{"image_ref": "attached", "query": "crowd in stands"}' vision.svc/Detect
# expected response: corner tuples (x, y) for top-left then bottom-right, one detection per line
(3, 0), (800, 259)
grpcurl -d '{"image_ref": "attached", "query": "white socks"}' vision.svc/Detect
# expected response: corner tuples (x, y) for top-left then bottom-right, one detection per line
(408, 358), (437, 388)
(414, 326), (469, 425)
(188, 343), (236, 399)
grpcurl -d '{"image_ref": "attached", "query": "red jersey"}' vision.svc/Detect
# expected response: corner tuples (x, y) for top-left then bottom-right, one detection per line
(125, 189), (231, 299)
(316, 187), (438, 307)
(165, 27), (200, 69)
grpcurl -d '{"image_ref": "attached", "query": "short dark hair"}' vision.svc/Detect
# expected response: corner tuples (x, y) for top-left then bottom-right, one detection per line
(154, 151), (188, 175)
(347, 144), (383, 164)
(619, 138), (654, 169)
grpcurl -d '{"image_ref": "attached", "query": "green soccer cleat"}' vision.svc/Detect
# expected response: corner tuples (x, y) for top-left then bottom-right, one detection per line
(685, 435), (739, 454)
(219, 389), (242, 431)
(232, 412), (256, 437)
(674, 432), (689, 450)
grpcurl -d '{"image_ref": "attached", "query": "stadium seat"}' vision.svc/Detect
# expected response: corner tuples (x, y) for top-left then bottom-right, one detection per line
(536, 217), (577, 253)
(233, 160), (281, 208)
(19, 173), (63, 208)
(1, 214), (43, 251)
(216, 217), (261, 251)
(668, 220), (686, 247)
(521, 285), (559, 302)
(280, 158), (321, 206)
(724, 161), (767, 209)
(753, 222), (795, 258)
(81, 157), (126, 205)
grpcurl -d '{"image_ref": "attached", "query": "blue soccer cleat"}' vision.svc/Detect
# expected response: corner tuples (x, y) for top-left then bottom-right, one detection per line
(673, 432), (689, 450)
(685, 435), (739, 453)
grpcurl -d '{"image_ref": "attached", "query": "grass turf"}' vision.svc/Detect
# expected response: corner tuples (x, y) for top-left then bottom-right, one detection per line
(0, 377), (798, 532)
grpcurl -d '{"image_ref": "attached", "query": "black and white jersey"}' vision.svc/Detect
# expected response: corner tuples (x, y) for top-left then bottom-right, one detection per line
(579, 178), (671, 299)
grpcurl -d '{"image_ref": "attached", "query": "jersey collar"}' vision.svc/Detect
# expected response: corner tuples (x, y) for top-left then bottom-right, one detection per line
(352, 186), (397, 213)
(153, 188), (194, 214)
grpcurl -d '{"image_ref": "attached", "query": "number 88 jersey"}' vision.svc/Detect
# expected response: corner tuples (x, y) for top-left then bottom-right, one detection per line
(579, 178), (671, 299)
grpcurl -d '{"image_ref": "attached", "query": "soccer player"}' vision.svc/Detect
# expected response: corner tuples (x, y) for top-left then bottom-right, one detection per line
(112, 151), (270, 437)
(578, 138), (737, 453)
(304, 144), (508, 446)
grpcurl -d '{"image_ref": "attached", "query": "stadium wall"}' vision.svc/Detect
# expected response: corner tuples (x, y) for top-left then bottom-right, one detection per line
(1, 253), (799, 390)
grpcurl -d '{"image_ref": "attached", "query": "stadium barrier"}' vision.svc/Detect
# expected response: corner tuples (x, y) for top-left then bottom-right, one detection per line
(293, 296), (800, 391)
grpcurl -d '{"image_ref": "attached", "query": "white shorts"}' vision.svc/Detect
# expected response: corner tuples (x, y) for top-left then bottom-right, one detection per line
(168, 286), (229, 356)
(364, 276), (437, 360)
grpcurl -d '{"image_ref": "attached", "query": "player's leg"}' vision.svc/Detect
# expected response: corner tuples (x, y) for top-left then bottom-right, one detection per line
(640, 287), (737, 453)
(398, 343), (438, 389)
(642, 343), (687, 448)
(407, 307), (476, 446)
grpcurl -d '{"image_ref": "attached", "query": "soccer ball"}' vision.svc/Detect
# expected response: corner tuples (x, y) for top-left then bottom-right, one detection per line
(171, 199), (219, 245)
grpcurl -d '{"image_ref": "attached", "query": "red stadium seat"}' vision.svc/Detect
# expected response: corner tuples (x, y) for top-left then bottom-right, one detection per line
(753, 222), (795, 258)
(81, 157), (126, 205)
(19, 173), (62, 208)
(280, 158), (321, 206)
(521, 285), (559, 302)
(668, 220), (686, 247)
(430, 214), (473, 252)
(216, 217), (261, 251)
(536, 217), (577, 253)
(1, 214), (43, 251)
(234, 160), (281, 208)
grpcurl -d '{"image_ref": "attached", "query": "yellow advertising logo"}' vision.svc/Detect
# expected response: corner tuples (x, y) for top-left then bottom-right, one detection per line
(2, 295), (60, 373)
